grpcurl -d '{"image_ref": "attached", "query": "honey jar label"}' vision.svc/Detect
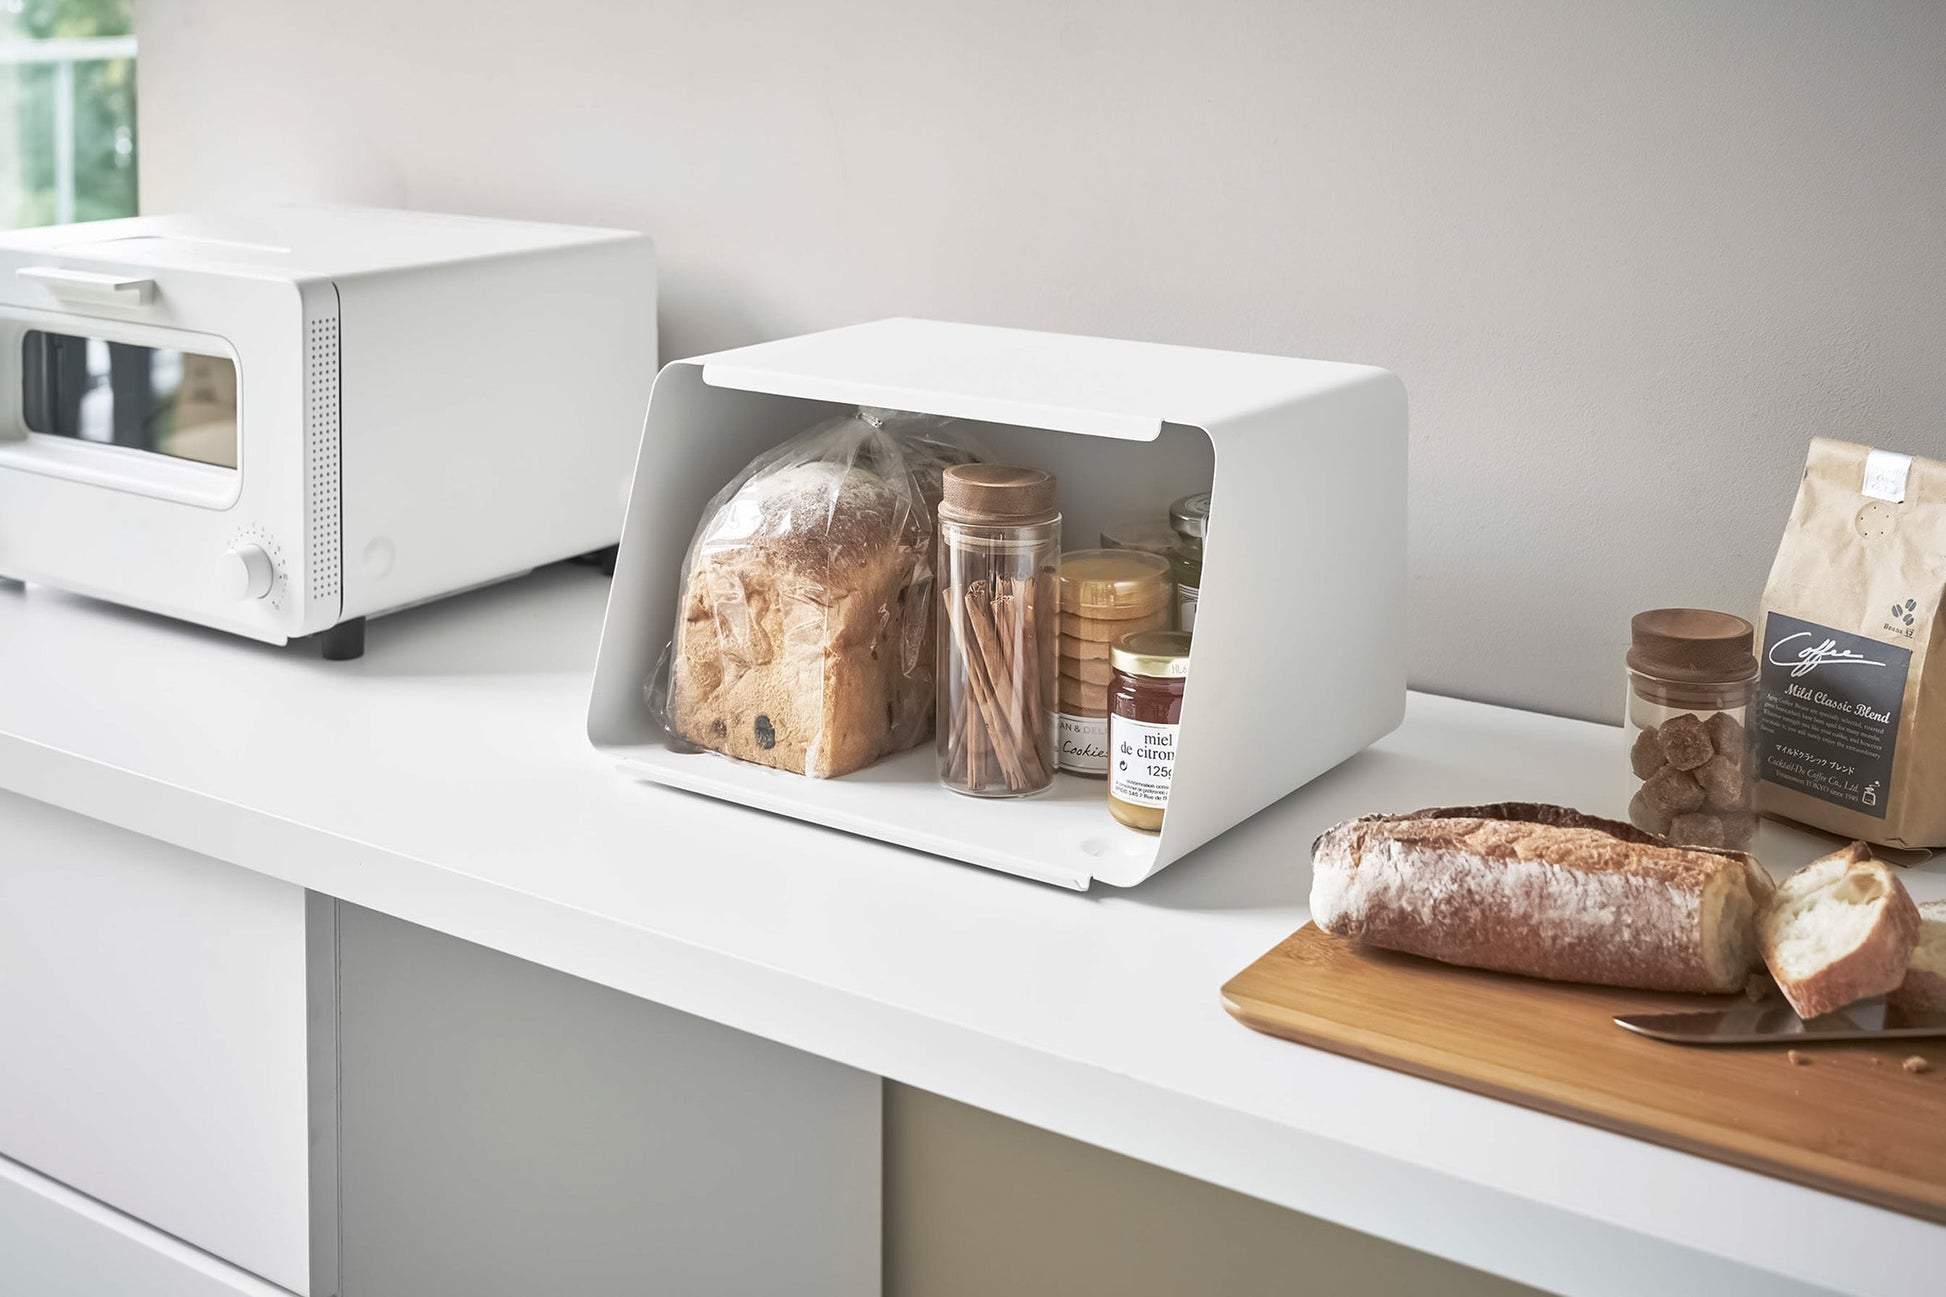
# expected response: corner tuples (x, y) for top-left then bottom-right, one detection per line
(1110, 715), (1179, 809)
(1057, 712), (1109, 775)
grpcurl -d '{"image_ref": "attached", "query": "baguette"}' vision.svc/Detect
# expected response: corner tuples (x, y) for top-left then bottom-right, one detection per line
(1759, 843), (1920, 1019)
(1890, 900), (1946, 1016)
(1310, 803), (1770, 993)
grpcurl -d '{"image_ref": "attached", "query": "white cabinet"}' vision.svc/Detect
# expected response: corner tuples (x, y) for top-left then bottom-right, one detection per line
(0, 789), (322, 1294)
(0, 1154), (296, 1297)
(334, 903), (880, 1297)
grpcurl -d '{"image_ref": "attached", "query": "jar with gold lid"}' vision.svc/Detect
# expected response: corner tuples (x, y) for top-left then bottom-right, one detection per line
(1107, 629), (1191, 832)
(1167, 493), (1210, 632)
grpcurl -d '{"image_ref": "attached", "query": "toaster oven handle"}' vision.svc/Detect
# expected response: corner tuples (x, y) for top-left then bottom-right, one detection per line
(16, 266), (157, 307)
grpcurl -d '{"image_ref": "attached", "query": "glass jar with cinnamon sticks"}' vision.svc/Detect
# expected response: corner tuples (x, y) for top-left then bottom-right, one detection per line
(936, 464), (1060, 797)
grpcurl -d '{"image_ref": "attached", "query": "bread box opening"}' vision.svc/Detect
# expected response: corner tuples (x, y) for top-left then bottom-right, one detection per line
(589, 319), (1408, 890)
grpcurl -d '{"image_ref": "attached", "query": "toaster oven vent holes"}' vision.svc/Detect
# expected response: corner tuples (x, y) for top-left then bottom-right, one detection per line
(305, 315), (342, 608)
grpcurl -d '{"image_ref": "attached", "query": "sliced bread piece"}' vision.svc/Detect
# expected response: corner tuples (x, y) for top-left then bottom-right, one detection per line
(1758, 842), (1920, 1019)
(1889, 900), (1946, 1016)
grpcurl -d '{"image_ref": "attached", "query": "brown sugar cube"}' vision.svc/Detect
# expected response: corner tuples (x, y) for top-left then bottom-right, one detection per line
(1669, 808), (1756, 852)
(1657, 713), (1713, 771)
(1715, 810), (1757, 851)
(1705, 711), (1746, 760)
(1697, 753), (1749, 811)
(1061, 656), (1114, 687)
(1641, 764), (1706, 815)
(1629, 789), (1673, 838)
(1669, 811), (1731, 849)
(1630, 726), (1666, 780)
(1058, 634), (1113, 662)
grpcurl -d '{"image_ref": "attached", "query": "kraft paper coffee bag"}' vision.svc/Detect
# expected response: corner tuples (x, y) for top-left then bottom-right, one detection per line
(1755, 438), (1945, 848)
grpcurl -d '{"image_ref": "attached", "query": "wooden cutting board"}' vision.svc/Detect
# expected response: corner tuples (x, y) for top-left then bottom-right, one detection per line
(1222, 925), (1946, 1224)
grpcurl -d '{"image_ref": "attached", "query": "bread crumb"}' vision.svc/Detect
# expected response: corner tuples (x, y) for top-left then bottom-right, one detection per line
(1904, 1056), (1932, 1074)
(1787, 1049), (1809, 1066)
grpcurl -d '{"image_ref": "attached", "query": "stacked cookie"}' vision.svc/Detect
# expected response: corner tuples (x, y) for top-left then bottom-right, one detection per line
(1055, 550), (1174, 773)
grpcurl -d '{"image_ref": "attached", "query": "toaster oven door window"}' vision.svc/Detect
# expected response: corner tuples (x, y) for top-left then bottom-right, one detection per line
(20, 329), (237, 469)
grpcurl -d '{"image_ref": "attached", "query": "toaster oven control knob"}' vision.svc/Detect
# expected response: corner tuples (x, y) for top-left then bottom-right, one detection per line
(223, 544), (276, 601)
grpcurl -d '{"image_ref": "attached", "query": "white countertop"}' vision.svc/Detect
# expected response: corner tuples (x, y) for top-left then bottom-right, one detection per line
(1, 566), (1940, 1297)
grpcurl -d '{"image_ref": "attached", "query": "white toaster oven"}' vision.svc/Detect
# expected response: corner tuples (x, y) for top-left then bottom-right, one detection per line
(0, 207), (655, 658)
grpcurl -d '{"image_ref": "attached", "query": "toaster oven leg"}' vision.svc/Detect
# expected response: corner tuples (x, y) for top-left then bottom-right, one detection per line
(319, 617), (366, 662)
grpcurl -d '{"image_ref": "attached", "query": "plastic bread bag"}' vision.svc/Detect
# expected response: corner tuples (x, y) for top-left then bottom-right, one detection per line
(649, 407), (982, 777)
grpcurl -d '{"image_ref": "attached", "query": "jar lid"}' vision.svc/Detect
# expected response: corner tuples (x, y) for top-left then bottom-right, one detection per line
(1112, 629), (1192, 679)
(1627, 608), (1758, 683)
(1098, 516), (1178, 556)
(941, 464), (1057, 523)
(1169, 492), (1211, 539)
(1059, 549), (1173, 617)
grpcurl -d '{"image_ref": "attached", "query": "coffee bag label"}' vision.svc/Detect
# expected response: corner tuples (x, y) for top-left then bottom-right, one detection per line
(1755, 612), (1911, 819)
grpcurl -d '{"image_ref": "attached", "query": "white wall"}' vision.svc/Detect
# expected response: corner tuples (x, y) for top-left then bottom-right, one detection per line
(137, 0), (1946, 721)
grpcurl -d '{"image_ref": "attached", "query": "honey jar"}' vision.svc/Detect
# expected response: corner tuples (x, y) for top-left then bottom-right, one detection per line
(1107, 630), (1191, 832)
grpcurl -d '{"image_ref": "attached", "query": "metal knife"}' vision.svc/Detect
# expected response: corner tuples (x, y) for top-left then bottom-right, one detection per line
(1616, 995), (1946, 1045)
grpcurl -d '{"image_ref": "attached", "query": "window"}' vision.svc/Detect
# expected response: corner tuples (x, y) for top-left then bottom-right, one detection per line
(21, 329), (239, 467)
(1, 0), (136, 228)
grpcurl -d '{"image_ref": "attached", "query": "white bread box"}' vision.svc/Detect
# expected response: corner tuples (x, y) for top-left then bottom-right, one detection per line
(588, 318), (1406, 888)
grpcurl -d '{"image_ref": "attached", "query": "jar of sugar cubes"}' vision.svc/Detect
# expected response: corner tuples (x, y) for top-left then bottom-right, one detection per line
(1625, 608), (1760, 851)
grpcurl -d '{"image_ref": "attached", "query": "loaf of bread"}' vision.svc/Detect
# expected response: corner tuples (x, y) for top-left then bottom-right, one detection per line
(667, 411), (976, 778)
(1310, 803), (1772, 993)
(1759, 843), (1920, 1019)
(1890, 900), (1946, 1016)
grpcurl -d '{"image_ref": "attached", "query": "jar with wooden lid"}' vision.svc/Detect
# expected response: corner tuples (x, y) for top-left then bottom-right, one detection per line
(1056, 549), (1172, 775)
(1625, 608), (1760, 850)
(937, 464), (1060, 797)
(1107, 630), (1191, 832)
(1167, 492), (1210, 632)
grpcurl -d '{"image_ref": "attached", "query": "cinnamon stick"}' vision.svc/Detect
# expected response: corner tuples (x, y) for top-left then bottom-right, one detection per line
(942, 587), (992, 789)
(992, 588), (1048, 785)
(969, 581), (1043, 788)
(1013, 577), (1049, 770)
(968, 693), (988, 789)
(954, 581), (1031, 789)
